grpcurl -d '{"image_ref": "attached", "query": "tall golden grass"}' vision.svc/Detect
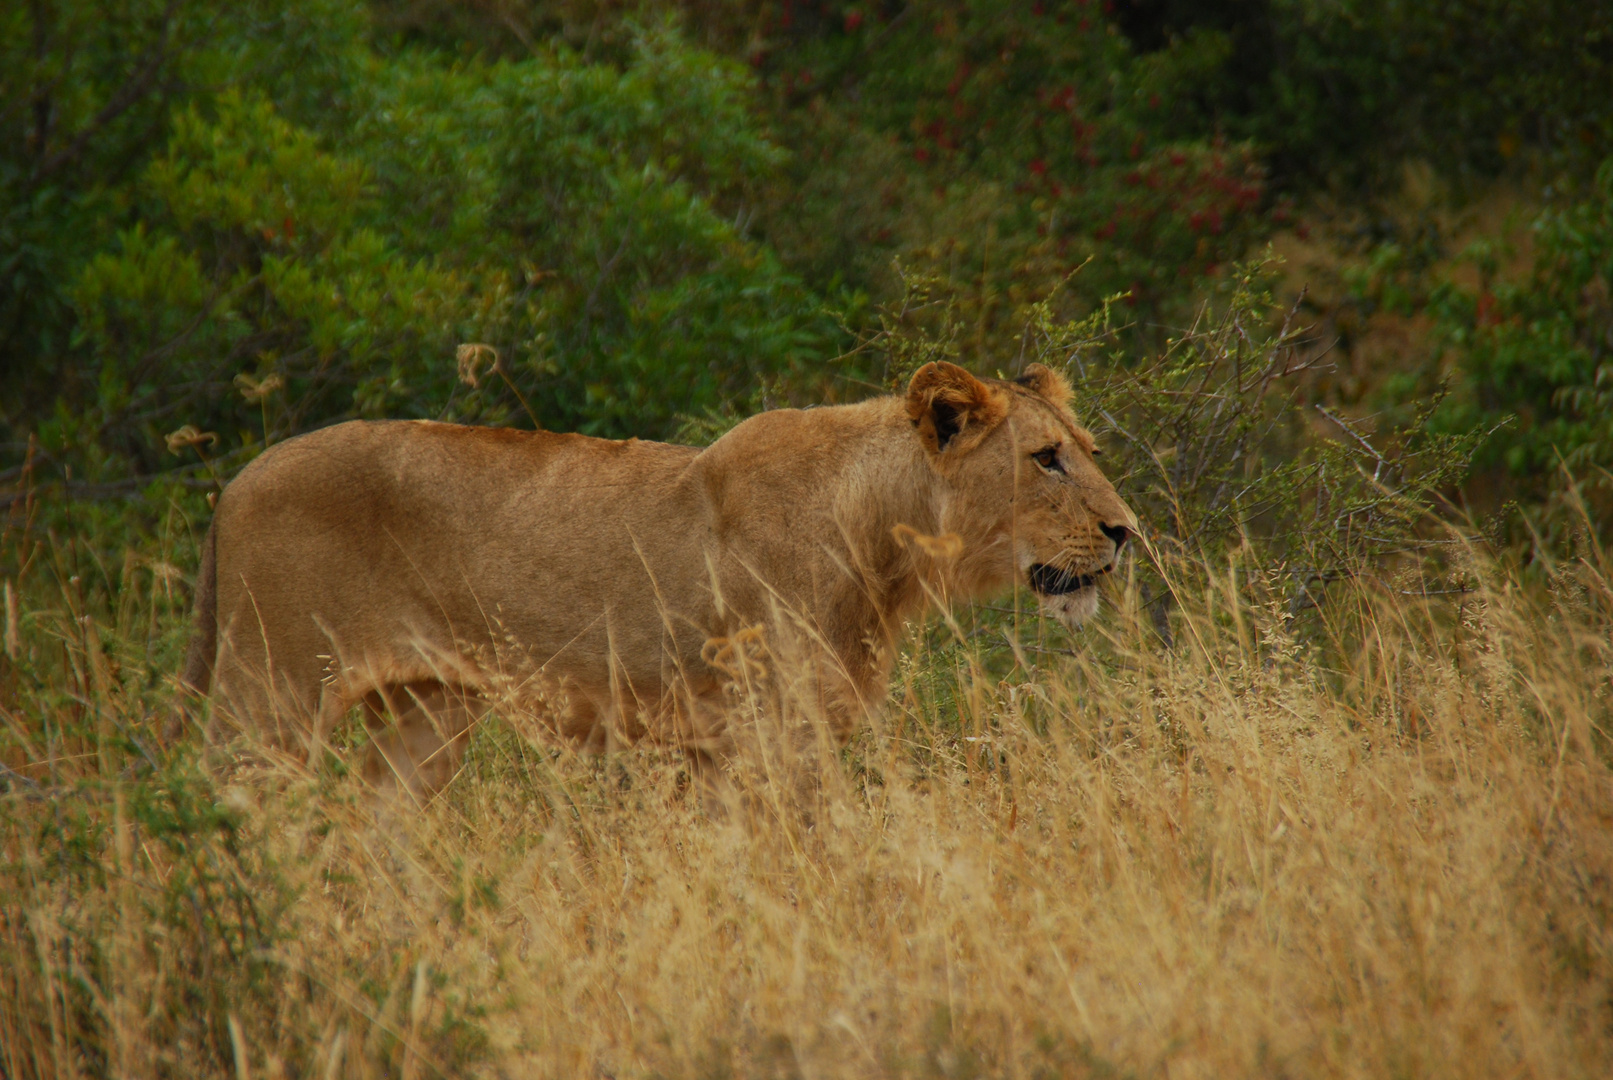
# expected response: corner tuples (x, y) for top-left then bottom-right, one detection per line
(2, 510), (1610, 1079)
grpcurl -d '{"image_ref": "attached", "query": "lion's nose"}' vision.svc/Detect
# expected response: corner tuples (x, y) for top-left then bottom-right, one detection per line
(1100, 522), (1132, 551)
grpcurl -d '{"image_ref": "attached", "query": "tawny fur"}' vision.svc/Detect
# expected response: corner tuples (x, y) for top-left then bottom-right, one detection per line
(184, 362), (1136, 794)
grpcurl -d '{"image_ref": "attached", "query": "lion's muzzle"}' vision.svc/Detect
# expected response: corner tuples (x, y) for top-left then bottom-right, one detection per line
(1028, 561), (1115, 596)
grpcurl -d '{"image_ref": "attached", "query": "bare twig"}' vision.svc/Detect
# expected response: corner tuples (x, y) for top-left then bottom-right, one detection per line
(31, 0), (184, 183)
(1317, 405), (1388, 483)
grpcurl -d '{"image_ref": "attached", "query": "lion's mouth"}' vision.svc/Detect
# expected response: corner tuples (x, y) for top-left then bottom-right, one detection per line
(1028, 562), (1115, 596)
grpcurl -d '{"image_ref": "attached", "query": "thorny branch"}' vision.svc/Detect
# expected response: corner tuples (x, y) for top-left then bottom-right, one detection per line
(1317, 405), (1387, 483)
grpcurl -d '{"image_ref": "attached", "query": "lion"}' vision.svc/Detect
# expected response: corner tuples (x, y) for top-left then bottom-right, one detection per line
(180, 361), (1136, 799)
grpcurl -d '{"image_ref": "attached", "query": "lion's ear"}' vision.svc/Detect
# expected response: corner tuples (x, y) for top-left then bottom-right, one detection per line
(905, 362), (1008, 456)
(1014, 363), (1072, 407)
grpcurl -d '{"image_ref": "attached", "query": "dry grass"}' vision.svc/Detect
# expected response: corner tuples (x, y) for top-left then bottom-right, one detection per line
(2, 516), (1611, 1079)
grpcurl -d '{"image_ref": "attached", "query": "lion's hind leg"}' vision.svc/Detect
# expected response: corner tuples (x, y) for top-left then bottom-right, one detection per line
(360, 680), (487, 804)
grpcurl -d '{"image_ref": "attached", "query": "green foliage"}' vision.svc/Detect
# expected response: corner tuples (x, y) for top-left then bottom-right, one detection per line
(0, 0), (369, 404)
(416, 33), (835, 436)
(339, 28), (842, 438)
(1075, 273), (1471, 572)
(4, 0), (1605, 523)
(366, 0), (1611, 359)
(863, 254), (1480, 641)
(61, 89), (465, 475)
(376, 1), (1277, 349)
(4, 6), (840, 483)
(1117, 0), (1613, 185)
(1422, 159), (1613, 514)
(748, 0), (1271, 345)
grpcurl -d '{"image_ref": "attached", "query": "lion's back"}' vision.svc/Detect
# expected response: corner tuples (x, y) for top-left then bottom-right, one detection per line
(209, 421), (709, 699)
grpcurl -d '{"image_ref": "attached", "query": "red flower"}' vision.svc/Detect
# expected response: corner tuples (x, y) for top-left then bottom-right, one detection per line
(844, 10), (864, 32)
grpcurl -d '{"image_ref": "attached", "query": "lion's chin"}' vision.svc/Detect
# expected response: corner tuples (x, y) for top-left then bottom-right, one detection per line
(1036, 586), (1101, 630)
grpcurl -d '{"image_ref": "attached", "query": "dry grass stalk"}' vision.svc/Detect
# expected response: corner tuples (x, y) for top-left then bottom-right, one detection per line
(0, 511), (1610, 1079)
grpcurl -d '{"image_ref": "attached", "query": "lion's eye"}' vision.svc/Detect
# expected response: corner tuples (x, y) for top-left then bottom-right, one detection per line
(1031, 445), (1063, 473)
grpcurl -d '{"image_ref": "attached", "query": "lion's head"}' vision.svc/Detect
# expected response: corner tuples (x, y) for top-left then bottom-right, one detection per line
(905, 360), (1138, 629)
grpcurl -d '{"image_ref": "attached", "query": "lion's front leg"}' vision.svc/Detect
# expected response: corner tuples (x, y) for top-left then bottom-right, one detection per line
(683, 641), (872, 825)
(360, 681), (487, 804)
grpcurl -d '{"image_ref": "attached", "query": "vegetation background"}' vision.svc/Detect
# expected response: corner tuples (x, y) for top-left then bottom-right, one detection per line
(2, 2), (1612, 1077)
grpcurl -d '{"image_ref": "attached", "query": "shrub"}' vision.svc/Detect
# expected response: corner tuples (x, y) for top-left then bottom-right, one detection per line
(1116, 0), (1613, 185)
(1422, 158), (1613, 528)
(857, 253), (1481, 645)
(5, 11), (840, 487)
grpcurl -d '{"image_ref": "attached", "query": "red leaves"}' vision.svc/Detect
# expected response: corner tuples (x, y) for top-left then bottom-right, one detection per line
(260, 216), (296, 244)
(946, 62), (972, 98)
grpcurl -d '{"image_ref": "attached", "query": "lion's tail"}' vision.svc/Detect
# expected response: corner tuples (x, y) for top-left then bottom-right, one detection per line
(180, 522), (217, 697)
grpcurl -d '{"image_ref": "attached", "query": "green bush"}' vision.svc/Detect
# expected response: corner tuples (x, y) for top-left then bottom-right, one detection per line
(372, 2), (1276, 348)
(4, 7), (840, 484)
(749, 0), (1271, 345)
(8, 0), (1609, 517)
(1423, 159), (1613, 516)
(1115, 0), (1613, 185)
(853, 254), (1479, 648)
(0, 0), (368, 416)
(62, 89), (465, 474)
